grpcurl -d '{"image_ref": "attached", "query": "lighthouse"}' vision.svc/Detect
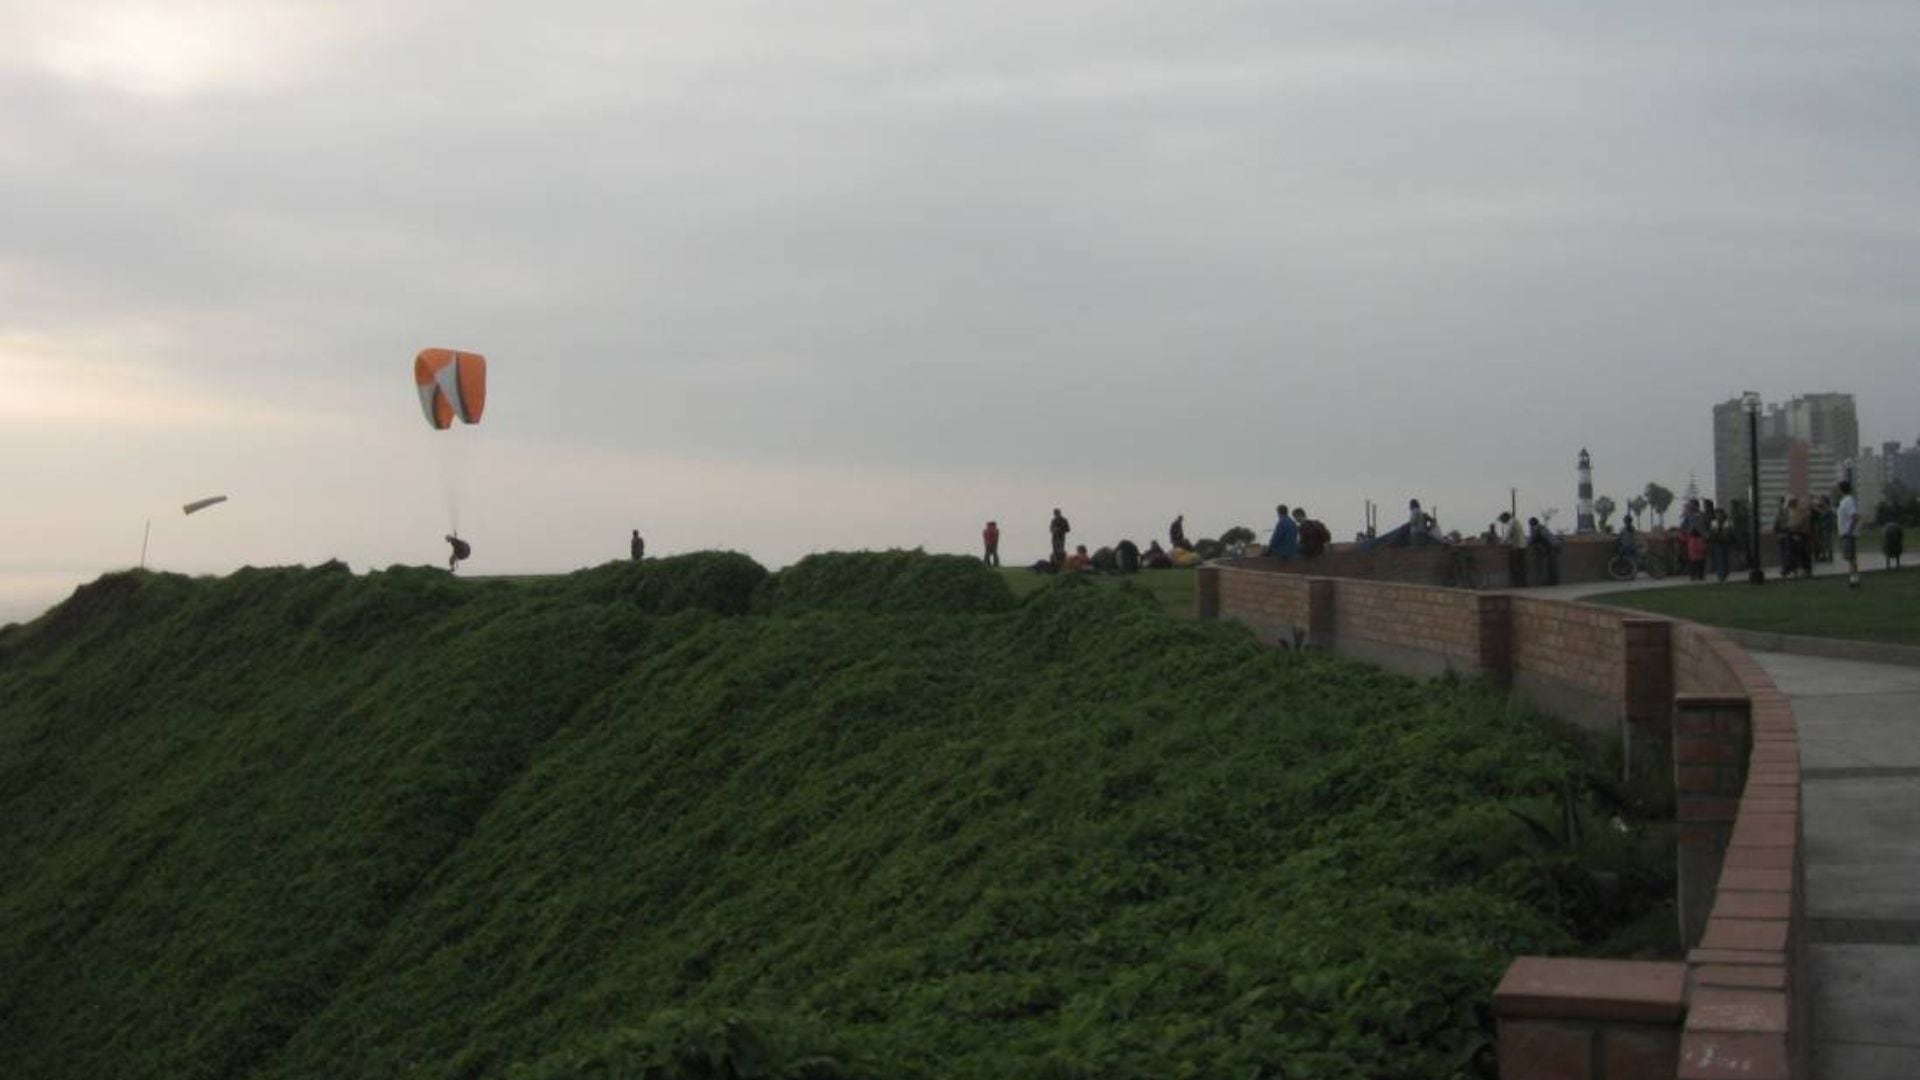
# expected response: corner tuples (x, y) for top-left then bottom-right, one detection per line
(1576, 448), (1596, 534)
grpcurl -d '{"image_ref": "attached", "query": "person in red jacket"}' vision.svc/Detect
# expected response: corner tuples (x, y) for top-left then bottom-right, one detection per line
(982, 520), (1000, 566)
(1685, 529), (1708, 581)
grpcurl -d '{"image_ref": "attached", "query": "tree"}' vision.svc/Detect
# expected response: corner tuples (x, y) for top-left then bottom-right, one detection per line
(1644, 483), (1675, 528)
(1593, 495), (1617, 532)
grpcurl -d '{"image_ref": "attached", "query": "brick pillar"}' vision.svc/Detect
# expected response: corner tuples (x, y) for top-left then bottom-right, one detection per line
(1304, 578), (1335, 648)
(1620, 619), (1675, 812)
(1471, 593), (1512, 689)
(1196, 565), (1220, 621)
(1495, 956), (1687, 1080)
(1673, 694), (1752, 948)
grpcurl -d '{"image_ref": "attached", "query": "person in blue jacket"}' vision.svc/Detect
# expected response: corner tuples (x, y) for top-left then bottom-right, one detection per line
(1266, 504), (1300, 559)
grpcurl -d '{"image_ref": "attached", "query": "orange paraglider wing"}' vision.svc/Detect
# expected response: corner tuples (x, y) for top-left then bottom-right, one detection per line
(414, 349), (488, 429)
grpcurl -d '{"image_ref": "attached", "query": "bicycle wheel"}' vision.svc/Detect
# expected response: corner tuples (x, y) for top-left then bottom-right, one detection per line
(1643, 555), (1667, 580)
(1607, 555), (1636, 582)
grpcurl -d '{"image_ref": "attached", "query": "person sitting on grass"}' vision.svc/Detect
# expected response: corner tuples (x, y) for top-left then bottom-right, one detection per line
(1065, 544), (1093, 573)
(1143, 540), (1174, 569)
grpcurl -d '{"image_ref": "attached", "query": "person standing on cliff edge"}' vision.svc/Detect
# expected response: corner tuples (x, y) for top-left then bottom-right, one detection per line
(1266, 504), (1299, 560)
(1049, 509), (1071, 570)
(982, 520), (1000, 566)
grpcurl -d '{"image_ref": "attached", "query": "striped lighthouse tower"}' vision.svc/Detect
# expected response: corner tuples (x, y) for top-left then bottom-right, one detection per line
(1576, 448), (1596, 533)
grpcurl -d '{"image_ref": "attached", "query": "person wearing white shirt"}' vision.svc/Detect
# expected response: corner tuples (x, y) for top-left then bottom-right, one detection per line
(1837, 481), (1861, 588)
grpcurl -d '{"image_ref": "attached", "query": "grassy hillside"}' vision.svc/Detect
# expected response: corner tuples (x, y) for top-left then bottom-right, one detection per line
(998, 566), (1197, 619)
(0, 552), (1665, 1080)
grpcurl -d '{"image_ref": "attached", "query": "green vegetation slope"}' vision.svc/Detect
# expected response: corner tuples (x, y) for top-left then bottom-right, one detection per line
(0, 552), (1661, 1080)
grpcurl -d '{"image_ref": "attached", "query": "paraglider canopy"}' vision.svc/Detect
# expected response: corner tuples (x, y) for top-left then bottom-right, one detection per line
(414, 349), (487, 430)
(182, 495), (228, 515)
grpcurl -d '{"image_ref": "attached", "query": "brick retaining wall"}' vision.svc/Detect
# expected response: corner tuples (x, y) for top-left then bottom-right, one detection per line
(1201, 565), (1805, 1079)
(1219, 535), (1620, 588)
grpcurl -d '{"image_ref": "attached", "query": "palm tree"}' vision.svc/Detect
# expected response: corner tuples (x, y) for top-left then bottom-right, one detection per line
(1644, 483), (1675, 528)
(1593, 495), (1617, 531)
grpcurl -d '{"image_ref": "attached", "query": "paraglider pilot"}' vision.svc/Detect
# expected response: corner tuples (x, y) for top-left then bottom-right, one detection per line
(446, 534), (472, 572)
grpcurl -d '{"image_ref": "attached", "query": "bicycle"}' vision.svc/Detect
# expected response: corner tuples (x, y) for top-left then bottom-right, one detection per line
(1606, 544), (1671, 582)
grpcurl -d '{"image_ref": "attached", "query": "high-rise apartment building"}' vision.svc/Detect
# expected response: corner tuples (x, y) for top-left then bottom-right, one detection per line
(1711, 399), (1752, 510)
(1857, 443), (1894, 514)
(1710, 392), (1860, 511)
(1896, 439), (1920, 490)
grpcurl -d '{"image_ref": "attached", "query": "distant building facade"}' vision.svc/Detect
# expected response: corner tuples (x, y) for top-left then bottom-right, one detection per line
(1711, 399), (1752, 511)
(1897, 440), (1920, 490)
(1857, 443), (1893, 515)
(1711, 393), (1860, 512)
(1859, 438), (1920, 514)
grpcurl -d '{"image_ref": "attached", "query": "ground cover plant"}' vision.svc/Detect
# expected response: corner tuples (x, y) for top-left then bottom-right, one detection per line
(998, 566), (1197, 619)
(0, 552), (1668, 1079)
(1599, 567), (1920, 646)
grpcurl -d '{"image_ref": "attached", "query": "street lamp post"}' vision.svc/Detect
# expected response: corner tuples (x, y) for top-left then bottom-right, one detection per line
(1744, 391), (1765, 585)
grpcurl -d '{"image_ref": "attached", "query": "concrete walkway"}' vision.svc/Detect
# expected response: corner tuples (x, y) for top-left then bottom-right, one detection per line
(1749, 652), (1920, 1080)
(1517, 573), (1918, 1075)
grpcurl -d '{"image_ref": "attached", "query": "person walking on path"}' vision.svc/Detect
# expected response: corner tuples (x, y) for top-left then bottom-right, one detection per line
(1836, 481), (1860, 587)
(1707, 508), (1733, 582)
(1266, 504), (1300, 560)
(630, 529), (645, 561)
(1048, 509), (1071, 570)
(1788, 497), (1815, 578)
(982, 520), (1001, 567)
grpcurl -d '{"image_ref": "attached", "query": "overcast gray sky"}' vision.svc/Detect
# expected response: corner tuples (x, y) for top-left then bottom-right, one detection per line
(5, 0), (1918, 619)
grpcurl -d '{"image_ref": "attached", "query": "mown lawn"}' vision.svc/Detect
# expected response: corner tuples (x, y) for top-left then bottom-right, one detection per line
(998, 566), (1197, 618)
(1596, 567), (1920, 646)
